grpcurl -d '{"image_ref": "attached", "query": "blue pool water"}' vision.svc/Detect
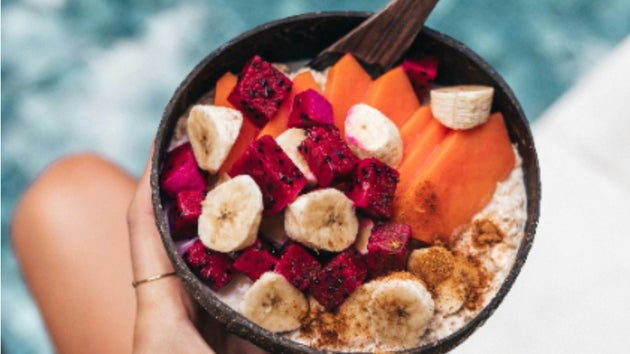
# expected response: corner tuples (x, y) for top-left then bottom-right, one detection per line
(2, 0), (629, 352)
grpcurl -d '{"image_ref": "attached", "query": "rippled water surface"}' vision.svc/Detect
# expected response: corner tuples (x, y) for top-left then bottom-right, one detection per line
(2, 0), (629, 352)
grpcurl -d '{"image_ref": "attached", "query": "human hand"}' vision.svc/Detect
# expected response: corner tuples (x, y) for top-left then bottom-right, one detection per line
(127, 149), (267, 354)
(127, 148), (216, 354)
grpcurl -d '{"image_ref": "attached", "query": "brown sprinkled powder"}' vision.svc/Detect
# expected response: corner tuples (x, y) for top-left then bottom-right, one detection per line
(472, 219), (505, 247)
(300, 305), (344, 348)
(407, 246), (455, 293)
(452, 252), (488, 310)
(408, 246), (488, 312)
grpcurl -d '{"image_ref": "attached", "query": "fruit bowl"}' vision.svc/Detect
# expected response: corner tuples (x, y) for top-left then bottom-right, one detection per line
(151, 11), (540, 354)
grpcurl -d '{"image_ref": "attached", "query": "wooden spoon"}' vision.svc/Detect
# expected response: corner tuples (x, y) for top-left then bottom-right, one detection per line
(309, 0), (440, 76)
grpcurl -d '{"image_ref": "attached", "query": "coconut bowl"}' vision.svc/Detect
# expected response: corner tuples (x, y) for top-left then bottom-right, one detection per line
(151, 11), (540, 354)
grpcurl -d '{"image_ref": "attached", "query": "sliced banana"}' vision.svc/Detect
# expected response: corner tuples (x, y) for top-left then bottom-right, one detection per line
(198, 175), (262, 252)
(337, 282), (377, 343)
(344, 103), (403, 168)
(187, 104), (243, 174)
(240, 272), (309, 333)
(354, 217), (374, 255)
(430, 85), (494, 130)
(368, 276), (435, 348)
(434, 277), (466, 315)
(284, 188), (359, 252)
(275, 128), (317, 185)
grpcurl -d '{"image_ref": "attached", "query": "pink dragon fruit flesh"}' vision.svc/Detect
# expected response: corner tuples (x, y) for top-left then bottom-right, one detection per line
(160, 142), (207, 198)
(366, 222), (412, 278)
(345, 157), (399, 219)
(233, 239), (278, 281)
(287, 88), (334, 128)
(169, 190), (204, 239)
(402, 55), (438, 101)
(298, 125), (358, 187)
(227, 55), (292, 127)
(228, 135), (307, 215)
(183, 239), (234, 290)
(310, 248), (367, 311)
(275, 243), (321, 292)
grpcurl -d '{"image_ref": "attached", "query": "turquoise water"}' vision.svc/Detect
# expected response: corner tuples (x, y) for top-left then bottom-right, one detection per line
(2, 0), (629, 352)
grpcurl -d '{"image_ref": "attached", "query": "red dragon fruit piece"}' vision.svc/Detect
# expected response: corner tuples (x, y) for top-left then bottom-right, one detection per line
(199, 253), (235, 290)
(310, 248), (368, 311)
(227, 55), (293, 127)
(169, 190), (204, 239)
(228, 135), (307, 215)
(402, 55), (438, 101)
(345, 157), (399, 219)
(298, 125), (358, 187)
(233, 239), (278, 281)
(366, 222), (412, 278)
(287, 88), (334, 128)
(160, 142), (207, 198)
(275, 243), (321, 291)
(183, 239), (211, 269)
(183, 239), (234, 290)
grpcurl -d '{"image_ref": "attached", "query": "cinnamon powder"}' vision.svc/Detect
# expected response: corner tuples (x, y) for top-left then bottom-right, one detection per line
(472, 219), (505, 247)
(408, 245), (488, 311)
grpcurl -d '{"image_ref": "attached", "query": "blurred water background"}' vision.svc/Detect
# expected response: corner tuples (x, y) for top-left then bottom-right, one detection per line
(2, 0), (630, 352)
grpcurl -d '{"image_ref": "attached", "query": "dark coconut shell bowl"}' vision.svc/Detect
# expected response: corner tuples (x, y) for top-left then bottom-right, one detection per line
(151, 11), (540, 354)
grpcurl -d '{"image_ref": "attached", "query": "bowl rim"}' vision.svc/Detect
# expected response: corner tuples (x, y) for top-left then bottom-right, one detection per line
(151, 10), (540, 354)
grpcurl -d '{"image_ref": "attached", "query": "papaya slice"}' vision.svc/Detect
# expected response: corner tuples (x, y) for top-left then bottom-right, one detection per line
(363, 66), (420, 128)
(324, 53), (373, 136)
(215, 74), (260, 174)
(392, 112), (515, 245)
(396, 117), (451, 193)
(257, 70), (320, 139)
(214, 72), (238, 108)
(400, 106), (433, 154)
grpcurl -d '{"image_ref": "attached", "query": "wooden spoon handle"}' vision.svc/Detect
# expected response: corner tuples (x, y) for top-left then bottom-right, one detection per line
(310, 0), (439, 76)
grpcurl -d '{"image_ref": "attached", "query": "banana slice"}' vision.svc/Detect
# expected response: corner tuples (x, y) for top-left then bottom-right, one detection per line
(434, 276), (466, 315)
(368, 276), (435, 348)
(354, 217), (375, 255)
(198, 175), (262, 252)
(187, 104), (243, 174)
(344, 103), (403, 168)
(284, 188), (359, 252)
(337, 281), (377, 343)
(240, 272), (308, 333)
(275, 128), (317, 185)
(430, 85), (494, 130)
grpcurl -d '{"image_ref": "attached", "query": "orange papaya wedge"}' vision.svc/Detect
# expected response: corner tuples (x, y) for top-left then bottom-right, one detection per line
(392, 112), (515, 245)
(324, 53), (373, 136)
(363, 66), (420, 128)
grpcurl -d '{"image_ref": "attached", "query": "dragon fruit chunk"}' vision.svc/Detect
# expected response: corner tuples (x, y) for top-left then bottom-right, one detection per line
(160, 142), (207, 198)
(169, 190), (204, 239)
(298, 125), (358, 187)
(345, 157), (399, 219)
(233, 240), (278, 281)
(183, 239), (234, 290)
(227, 55), (293, 127)
(199, 253), (235, 290)
(287, 89), (334, 128)
(366, 222), (412, 278)
(275, 243), (321, 291)
(228, 135), (307, 215)
(402, 55), (438, 101)
(310, 248), (368, 311)
(183, 239), (211, 269)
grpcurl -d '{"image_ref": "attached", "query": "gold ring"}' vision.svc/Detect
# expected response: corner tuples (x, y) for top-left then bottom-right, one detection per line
(132, 271), (177, 288)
